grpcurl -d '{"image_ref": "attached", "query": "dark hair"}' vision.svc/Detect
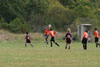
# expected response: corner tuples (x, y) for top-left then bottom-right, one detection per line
(95, 28), (97, 30)
(50, 28), (52, 31)
(85, 30), (88, 32)
(26, 32), (28, 34)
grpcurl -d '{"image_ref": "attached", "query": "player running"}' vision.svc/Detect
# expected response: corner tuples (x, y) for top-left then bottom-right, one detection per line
(49, 28), (60, 47)
(44, 24), (51, 45)
(25, 32), (33, 47)
(65, 28), (72, 49)
(82, 30), (89, 50)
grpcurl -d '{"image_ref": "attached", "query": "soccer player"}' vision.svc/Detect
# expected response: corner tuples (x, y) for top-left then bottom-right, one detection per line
(44, 24), (51, 45)
(82, 30), (89, 50)
(94, 28), (100, 47)
(25, 32), (33, 47)
(49, 28), (60, 47)
(65, 28), (72, 49)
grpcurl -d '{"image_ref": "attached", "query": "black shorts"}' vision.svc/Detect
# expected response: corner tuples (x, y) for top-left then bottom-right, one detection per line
(50, 37), (55, 42)
(66, 38), (71, 44)
(82, 38), (87, 44)
(45, 34), (49, 39)
(95, 37), (99, 43)
(26, 39), (31, 43)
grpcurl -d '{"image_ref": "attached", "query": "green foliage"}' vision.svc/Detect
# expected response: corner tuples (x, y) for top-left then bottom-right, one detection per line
(9, 18), (30, 33)
(0, 18), (9, 30)
(20, 23), (31, 33)
(47, 2), (76, 31)
(25, 0), (49, 21)
(0, 0), (16, 23)
(74, 5), (94, 18)
(59, 0), (77, 8)
(9, 18), (22, 33)
(0, 0), (100, 33)
(0, 0), (25, 23)
(72, 32), (80, 41)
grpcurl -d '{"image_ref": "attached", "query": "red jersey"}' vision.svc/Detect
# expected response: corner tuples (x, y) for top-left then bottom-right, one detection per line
(49, 31), (56, 37)
(94, 30), (99, 38)
(83, 32), (89, 40)
(26, 34), (30, 40)
(65, 32), (72, 43)
(66, 32), (72, 39)
(45, 27), (50, 35)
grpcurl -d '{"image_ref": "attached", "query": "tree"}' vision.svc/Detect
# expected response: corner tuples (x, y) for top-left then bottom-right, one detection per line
(25, 0), (49, 21)
(59, 0), (78, 8)
(0, 0), (25, 23)
(10, 18), (22, 32)
(0, 0), (16, 23)
(47, 2), (76, 31)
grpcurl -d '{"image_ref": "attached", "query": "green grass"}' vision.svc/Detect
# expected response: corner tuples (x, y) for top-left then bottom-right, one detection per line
(0, 41), (100, 67)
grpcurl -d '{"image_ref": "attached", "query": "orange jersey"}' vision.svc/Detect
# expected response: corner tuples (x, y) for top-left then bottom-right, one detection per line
(83, 32), (89, 40)
(45, 27), (50, 35)
(94, 30), (99, 37)
(49, 31), (56, 37)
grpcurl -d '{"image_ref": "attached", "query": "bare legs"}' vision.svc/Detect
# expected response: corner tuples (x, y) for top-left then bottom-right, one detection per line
(25, 42), (33, 47)
(65, 43), (71, 49)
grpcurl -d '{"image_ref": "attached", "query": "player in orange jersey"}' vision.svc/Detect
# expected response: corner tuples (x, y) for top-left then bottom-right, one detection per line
(49, 28), (60, 47)
(44, 24), (51, 45)
(82, 30), (89, 50)
(94, 28), (100, 47)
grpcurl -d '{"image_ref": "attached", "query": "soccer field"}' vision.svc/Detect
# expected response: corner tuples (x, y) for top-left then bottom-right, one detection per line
(0, 41), (100, 67)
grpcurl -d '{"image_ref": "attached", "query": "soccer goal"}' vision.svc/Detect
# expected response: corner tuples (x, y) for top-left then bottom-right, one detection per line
(78, 24), (92, 42)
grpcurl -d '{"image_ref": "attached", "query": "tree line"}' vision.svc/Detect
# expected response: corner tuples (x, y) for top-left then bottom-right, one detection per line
(0, 0), (100, 33)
